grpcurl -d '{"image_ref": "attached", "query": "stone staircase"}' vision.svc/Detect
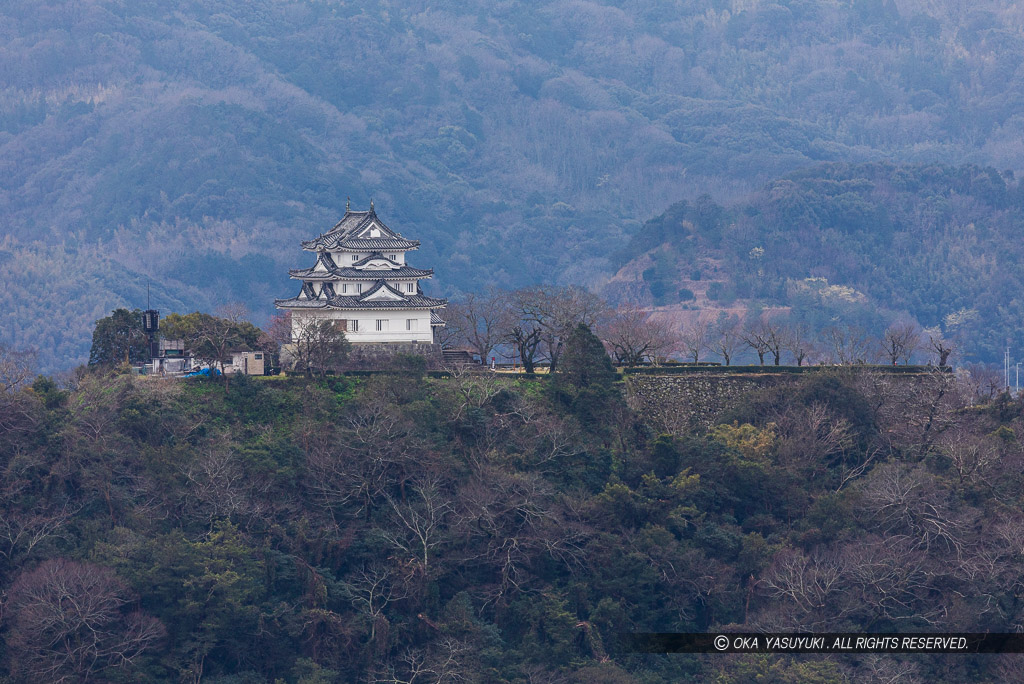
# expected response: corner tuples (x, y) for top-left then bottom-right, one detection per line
(442, 349), (476, 365)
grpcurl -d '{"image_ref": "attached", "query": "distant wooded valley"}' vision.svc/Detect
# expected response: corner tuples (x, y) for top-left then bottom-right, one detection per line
(3, 1), (1024, 370)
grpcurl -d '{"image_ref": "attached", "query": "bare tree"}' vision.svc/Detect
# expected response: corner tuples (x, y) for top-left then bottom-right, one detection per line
(964, 364), (1004, 401)
(292, 319), (351, 377)
(774, 403), (854, 479)
(680, 315), (712, 363)
(180, 444), (270, 530)
(881, 321), (922, 365)
(0, 482), (75, 571)
(823, 325), (874, 365)
(370, 638), (472, 683)
(64, 374), (132, 452)
(6, 558), (165, 683)
(760, 548), (850, 630)
(742, 315), (789, 366)
(445, 289), (508, 363)
(304, 398), (427, 520)
(433, 317), (462, 350)
(766, 322), (784, 365)
(860, 655), (923, 684)
(741, 316), (774, 365)
(380, 473), (454, 571)
(859, 463), (974, 557)
(342, 564), (409, 641)
(0, 345), (42, 438)
(939, 428), (999, 488)
(859, 366), (966, 453)
(257, 312), (292, 370)
(186, 303), (252, 389)
(781, 320), (813, 366)
(600, 303), (678, 366)
(435, 369), (507, 425)
(507, 411), (585, 474)
(501, 313), (544, 374)
(515, 286), (608, 372)
(0, 344), (37, 393)
(923, 327), (954, 366)
(298, 605), (352, 668)
(452, 468), (586, 605)
(839, 537), (943, 627)
(712, 314), (743, 366)
(758, 538), (942, 632)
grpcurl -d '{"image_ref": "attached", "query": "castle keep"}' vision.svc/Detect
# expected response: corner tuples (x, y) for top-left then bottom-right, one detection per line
(275, 204), (447, 345)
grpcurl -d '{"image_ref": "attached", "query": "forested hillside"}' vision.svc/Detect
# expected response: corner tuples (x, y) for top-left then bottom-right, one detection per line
(610, 162), (1024, 363)
(2, 336), (1024, 682)
(5, 0), (1024, 370)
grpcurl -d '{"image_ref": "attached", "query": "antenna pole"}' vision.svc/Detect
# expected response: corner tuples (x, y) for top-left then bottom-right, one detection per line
(1007, 348), (1011, 392)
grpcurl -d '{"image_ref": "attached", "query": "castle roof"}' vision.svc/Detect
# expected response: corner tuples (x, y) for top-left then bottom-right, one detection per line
(289, 264), (434, 281)
(275, 278), (447, 311)
(301, 208), (420, 252)
(279, 206), (446, 321)
(288, 250), (433, 280)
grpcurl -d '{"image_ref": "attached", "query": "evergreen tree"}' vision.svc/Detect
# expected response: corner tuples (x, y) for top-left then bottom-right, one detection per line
(555, 324), (617, 390)
(551, 324), (620, 432)
(88, 308), (148, 367)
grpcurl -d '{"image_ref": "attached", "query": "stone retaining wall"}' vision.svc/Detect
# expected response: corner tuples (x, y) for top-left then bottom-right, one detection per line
(624, 372), (797, 432)
(344, 342), (445, 370)
(623, 368), (954, 435)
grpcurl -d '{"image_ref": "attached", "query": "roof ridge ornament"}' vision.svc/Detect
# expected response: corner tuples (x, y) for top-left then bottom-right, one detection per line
(346, 196), (350, 211)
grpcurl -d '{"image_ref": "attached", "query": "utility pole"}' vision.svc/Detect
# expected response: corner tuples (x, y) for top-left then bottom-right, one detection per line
(1007, 348), (1012, 392)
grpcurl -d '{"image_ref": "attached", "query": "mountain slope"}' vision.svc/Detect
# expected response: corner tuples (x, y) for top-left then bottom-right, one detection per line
(6, 1), (1024, 369)
(608, 162), (1022, 363)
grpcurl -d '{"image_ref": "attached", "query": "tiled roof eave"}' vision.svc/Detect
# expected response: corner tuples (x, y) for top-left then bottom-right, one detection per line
(274, 298), (330, 309)
(279, 302), (447, 311)
(288, 267), (434, 280)
(325, 303), (447, 311)
(275, 296), (448, 311)
(351, 252), (401, 268)
(301, 237), (420, 251)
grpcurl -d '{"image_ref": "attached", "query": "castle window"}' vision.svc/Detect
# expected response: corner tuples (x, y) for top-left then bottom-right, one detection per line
(348, 320), (359, 332)
(405, 283), (414, 292)
(376, 319), (388, 332)
(352, 254), (358, 262)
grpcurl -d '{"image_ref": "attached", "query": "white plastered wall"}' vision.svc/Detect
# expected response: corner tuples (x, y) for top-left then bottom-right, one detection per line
(292, 309), (435, 343)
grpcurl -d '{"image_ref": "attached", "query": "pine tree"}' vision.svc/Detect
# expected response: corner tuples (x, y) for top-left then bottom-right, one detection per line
(554, 324), (616, 390)
(551, 324), (620, 432)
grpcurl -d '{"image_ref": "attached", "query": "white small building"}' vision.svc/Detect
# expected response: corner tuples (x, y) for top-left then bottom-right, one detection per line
(150, 339), (194, 375)
(274, 204), (447, 344)
(229, 351), (266, 376)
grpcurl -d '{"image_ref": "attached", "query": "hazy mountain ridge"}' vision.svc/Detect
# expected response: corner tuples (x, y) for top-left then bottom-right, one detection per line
(610, 162), (1023, 363)
(4, 0), (1024, 369)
